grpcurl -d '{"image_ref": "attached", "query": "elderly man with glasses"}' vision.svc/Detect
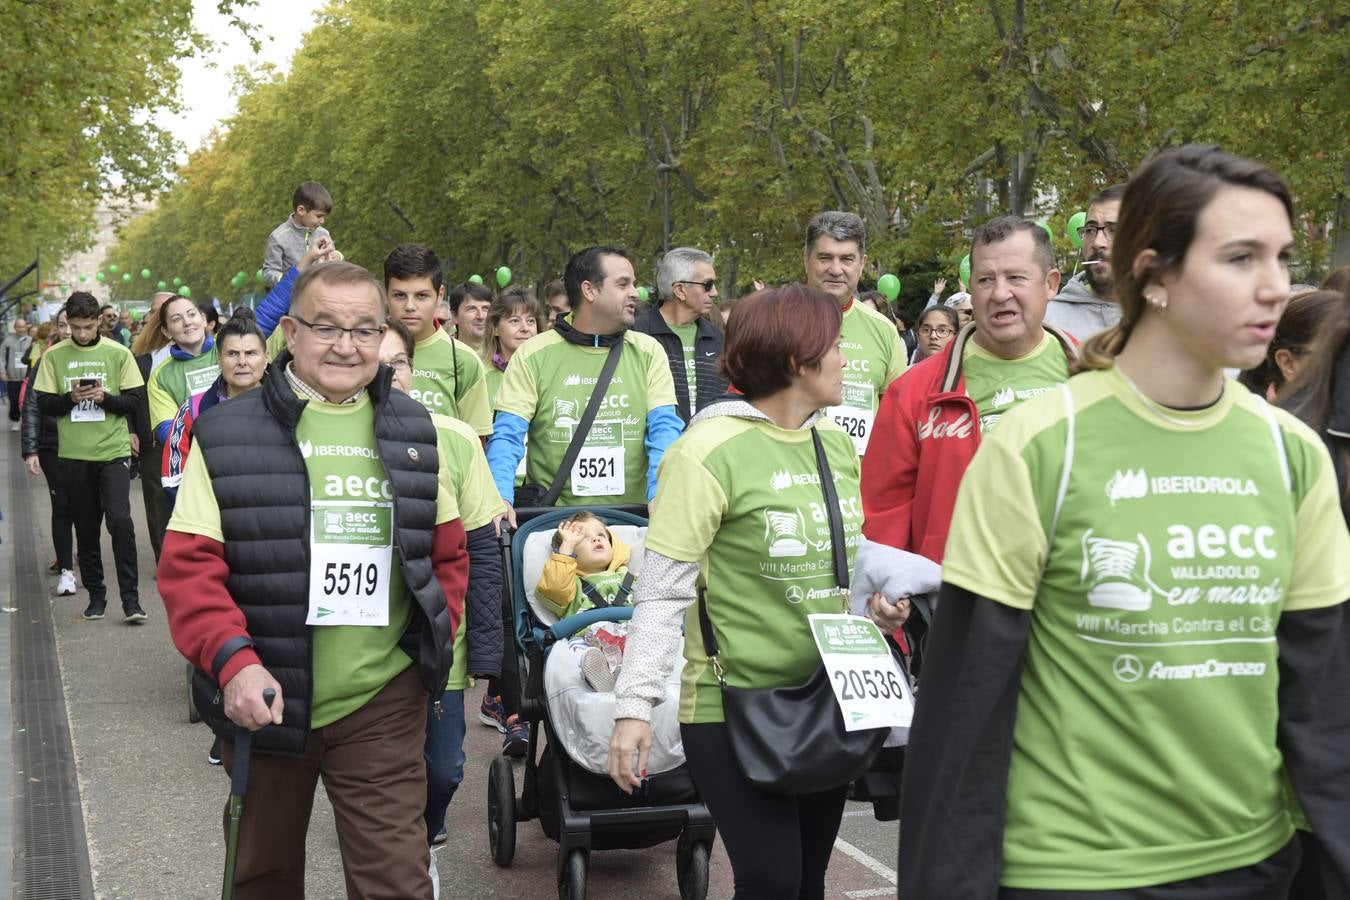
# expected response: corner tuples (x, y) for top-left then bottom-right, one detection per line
(1045, 184), (1125, 341)
(633, 246), (728, 423)
(158, 261), (469, 899)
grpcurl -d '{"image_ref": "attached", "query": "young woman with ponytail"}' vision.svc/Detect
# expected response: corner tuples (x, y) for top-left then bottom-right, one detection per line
(900, 145), (1350, 899)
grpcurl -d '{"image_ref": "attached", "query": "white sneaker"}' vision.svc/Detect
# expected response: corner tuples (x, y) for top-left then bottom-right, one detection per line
(57, 570), (77, 596)
(428, 848), (440, 900)
(9, 421), (18, 431)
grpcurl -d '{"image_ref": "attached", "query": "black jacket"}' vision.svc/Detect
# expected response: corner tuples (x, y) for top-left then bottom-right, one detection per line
(188, 354), (453, 754)
(632, 302), (726, 423)
(20, 360), (57, 455)
(898, 584), (1350, 897)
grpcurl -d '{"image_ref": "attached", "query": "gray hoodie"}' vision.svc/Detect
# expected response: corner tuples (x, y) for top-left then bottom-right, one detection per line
(1044, 272), (1120, 342)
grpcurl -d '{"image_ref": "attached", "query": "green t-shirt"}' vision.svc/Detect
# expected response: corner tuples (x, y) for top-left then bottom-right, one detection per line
(830, 300), (907, 456)
(34, 336), (144, 462)
(266, 328), (288, 362)
(433, 413), (507, 691)
(410, 329), (493, 436)
(943, 367), (1350, 891)
(669, 322), (699, 408)
(148, 345), (221, 433)
(494, 329), (677, 506)
(484, 364), (504, 409)
(645, 414), (863, 723)
(962, 331), (1069, 433)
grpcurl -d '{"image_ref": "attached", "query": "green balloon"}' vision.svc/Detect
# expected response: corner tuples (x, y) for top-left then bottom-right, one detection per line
(141, 268), (152, 279)
(959, 254), (971, 286)
(179, 285), (192, 298)
(1067, 211), (1087, 248)
(256, 269), (265, 283)
(173, 276), (183, 287)
(877, 273), (901, 302)
(1037, 221), (1054, 242)
(495, 266), (512, 288)
(95, 272), (106, 282)
(157, 280), (167, 290)
(108, 264), (119, 274)
(79, 275), (88, 282)
(637, 286), (650, 303)
(468, 274), (484, 284)
(121, 272), (132, 283)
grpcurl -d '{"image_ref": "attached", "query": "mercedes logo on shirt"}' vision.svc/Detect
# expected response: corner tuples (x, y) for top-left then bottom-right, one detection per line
(1112, 654), (1144, 683)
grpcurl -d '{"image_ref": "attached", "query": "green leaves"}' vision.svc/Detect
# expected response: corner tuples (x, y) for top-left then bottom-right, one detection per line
(104, 0), (1348, 304)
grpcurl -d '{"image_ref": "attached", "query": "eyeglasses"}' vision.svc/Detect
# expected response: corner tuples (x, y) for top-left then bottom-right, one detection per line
(385, 357), (411, 371)
(918, 325), (955, 337)
(675, 279), (717, 292)
(1076, 223), (1117, 241)
(292, 314), (386, 346)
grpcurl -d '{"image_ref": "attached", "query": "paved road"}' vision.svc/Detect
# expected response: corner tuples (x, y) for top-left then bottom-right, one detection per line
(5, 431), (900, 898)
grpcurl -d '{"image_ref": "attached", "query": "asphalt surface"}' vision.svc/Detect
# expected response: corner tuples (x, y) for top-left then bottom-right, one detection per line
(4, 428), (901, 899)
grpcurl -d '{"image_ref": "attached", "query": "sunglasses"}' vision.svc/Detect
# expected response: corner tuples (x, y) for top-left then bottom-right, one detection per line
(674, 279), (717, 292)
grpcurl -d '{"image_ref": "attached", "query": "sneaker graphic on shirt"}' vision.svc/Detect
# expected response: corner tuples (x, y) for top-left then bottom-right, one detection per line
(1080, 529), (1154, 612)
(763, 509), (808, 558)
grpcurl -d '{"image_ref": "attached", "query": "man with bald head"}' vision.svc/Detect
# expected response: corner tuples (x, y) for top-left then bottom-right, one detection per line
(158, 261), (469, 899)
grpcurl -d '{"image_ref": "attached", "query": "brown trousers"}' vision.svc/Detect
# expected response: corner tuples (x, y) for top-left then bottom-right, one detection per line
(221, 666), (433, 900)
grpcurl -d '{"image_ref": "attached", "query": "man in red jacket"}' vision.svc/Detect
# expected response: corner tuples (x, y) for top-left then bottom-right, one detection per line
(862, 216), (1077, 565)
(158, 262), (467, 900)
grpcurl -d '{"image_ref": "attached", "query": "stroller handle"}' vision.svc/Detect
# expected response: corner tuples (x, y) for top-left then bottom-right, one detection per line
(548, 606), (634, 640)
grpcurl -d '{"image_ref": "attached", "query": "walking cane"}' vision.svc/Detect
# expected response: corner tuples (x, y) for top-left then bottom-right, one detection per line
(221, 687), (276, 900)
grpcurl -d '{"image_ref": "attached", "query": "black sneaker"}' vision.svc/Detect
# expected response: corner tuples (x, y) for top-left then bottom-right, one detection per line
(83, 602), (107, 620)
(207, 736), (222, 766)
(123, 602), (147, 623)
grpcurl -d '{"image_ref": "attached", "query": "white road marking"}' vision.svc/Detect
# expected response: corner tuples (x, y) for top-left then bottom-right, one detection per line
(834, 835), (897, 885)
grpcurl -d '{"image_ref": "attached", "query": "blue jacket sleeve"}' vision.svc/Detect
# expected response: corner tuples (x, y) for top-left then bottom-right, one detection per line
(644, 405), (684, 501)
(485, 412), (528, 504)
(254, 266), (298, 337)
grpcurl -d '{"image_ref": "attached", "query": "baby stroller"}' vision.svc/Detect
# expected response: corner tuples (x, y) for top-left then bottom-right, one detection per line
(487, 505), (716, 900)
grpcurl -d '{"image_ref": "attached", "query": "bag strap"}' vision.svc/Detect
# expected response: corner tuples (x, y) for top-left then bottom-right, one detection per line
(540, 338), (624, 506)
(810, 427), (850, 591)
(698, 423), (849, 685)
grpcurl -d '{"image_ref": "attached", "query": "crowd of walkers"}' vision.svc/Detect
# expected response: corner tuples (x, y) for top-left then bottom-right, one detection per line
(6, 144), (1350, 899)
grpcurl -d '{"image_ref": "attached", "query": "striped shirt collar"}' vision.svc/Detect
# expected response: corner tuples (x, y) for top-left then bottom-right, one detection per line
(284, 362), (365, 405)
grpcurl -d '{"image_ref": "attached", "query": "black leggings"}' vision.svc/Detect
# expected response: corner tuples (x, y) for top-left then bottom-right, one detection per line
(681, 722), (847, 900)
(38, 449), (75, 570)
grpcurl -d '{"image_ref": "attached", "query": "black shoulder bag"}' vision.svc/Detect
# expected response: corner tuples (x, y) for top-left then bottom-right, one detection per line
(514, 339), (623, 508)
(697, 427), (889, 795)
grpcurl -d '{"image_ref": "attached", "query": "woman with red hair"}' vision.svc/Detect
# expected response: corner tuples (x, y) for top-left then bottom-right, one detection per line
(607, 284), (911, 899)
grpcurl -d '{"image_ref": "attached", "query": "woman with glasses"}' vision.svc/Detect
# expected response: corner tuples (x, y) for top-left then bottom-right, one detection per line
(1239, 290), (1340, 402)
(911, 306), (959, 364)
(480, 287), (544, 406)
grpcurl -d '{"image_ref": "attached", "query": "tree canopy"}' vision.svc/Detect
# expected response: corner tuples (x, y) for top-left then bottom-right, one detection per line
(102, 0), (1349, 310)
(1, 0), (258, 291)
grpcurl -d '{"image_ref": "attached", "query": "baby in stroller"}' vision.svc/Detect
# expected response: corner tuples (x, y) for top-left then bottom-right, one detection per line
(535, 512), (636, 693)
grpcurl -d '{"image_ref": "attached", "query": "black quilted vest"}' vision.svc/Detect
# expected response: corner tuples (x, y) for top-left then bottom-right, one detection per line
(189, 355), (450, 754)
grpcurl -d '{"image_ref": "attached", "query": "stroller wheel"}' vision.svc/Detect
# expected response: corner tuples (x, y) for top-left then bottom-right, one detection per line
(558, 848), (587, 900)
(487, 756), (517, 866)
(186, 662), (200, 724)
(676, 839), (711, 900)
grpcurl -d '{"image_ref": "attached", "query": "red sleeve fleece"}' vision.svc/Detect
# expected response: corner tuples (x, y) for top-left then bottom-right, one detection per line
(432, 517), (469, 642)
(861, 378), (921, 552)
(158, 530), (262, 687)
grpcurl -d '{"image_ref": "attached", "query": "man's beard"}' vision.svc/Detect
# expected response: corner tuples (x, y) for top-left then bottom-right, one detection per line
(1084, 256), (1113, 296)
